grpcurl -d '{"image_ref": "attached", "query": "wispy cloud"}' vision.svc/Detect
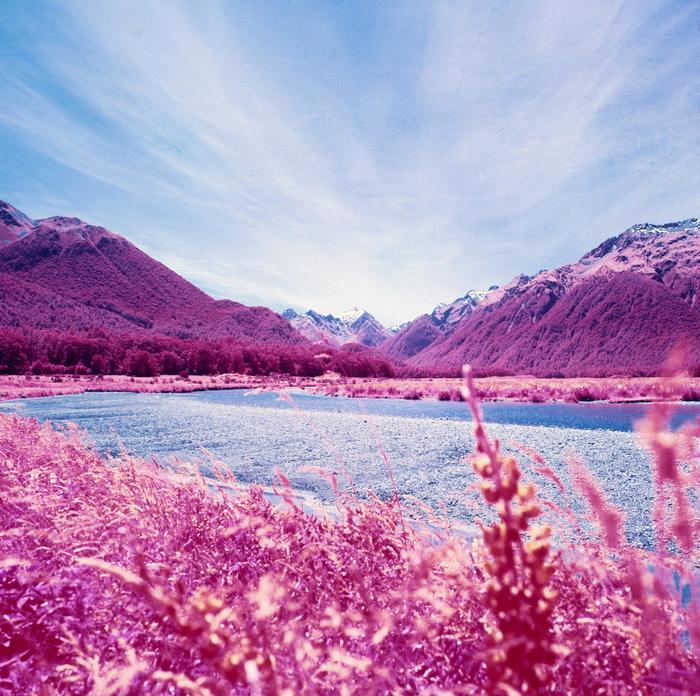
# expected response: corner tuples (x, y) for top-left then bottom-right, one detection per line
(0, 0), (698, 324)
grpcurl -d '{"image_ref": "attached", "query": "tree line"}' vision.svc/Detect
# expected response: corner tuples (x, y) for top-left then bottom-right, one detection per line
(0, 329), (396, 378)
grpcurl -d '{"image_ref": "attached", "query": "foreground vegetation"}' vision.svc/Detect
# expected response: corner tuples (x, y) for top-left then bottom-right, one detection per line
(0, 368), (698, 693)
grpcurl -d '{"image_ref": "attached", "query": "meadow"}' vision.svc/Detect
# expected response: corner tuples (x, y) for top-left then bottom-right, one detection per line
(1, 367), (698, 694)
(315, 374), (700, 403)
(1, 372), (699, 404)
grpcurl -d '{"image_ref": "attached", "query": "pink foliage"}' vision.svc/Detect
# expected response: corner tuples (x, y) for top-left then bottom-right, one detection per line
(0, 328), (401, 380)
(406, 221), (700, 377)
(412, 273), (700, 376)
(0, 374), (698, 693)
(0, 217), (305, 346)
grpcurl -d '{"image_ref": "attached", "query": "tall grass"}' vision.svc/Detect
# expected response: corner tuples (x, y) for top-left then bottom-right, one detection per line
(0, 367), (698, 693)
(2, 373), (700, 404)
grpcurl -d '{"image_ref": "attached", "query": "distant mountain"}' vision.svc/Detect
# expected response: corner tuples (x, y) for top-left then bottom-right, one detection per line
(408, 219), (700, 376)
(0, 201), (308, 346)
(381, 289), (491, 361)
(283, 306), (391, 347)
(431, 289), (492, 330)
(380, 315), (443, 362)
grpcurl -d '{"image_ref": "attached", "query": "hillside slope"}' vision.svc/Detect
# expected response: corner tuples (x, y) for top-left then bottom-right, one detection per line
(381, 290), (488, 361)
(0, 203), (307, 346)
(409, 220), (700, 375)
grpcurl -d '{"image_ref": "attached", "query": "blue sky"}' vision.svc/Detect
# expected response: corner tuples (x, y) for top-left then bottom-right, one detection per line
(1, 0), (698, 325)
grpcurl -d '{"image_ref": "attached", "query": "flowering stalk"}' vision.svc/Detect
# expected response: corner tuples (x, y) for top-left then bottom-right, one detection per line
(462, 364), (560, 693)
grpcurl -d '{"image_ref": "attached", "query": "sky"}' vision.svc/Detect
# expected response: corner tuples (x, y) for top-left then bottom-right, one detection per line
(0, 1), (699, 326)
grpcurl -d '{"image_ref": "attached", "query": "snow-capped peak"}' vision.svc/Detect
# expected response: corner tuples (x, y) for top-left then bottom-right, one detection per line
(429, 289), (489, 329)
(283, 305), (391, 347)
(390, 321), (410, 334)
(626, 218), (700, 236)
(338, 307), (367, 324)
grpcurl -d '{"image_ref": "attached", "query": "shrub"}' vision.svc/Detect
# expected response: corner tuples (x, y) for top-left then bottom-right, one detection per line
(159, 350), (183, 375)
(90, 354), (106, 375)
(573, 387), (596, 402)
(126, 350), (158, 377)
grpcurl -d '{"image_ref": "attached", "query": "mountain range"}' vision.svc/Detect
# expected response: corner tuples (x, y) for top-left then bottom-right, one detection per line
(1, 198), (698, 376)
(282, 307), (392, 347)
(283, 291), (495, 352)
(405, 219), (700, 376)
(380, 290), (493, 361)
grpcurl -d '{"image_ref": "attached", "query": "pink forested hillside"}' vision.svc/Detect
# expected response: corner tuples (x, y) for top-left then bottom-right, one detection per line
(381, 290), (488, 361)
(0, 202), (307, 346)
(381, 314), (443, 361)
(408, 220), (700, 375)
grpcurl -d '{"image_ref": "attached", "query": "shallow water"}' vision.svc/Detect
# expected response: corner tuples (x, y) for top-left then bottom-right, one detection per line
(2, 390), (699, 548)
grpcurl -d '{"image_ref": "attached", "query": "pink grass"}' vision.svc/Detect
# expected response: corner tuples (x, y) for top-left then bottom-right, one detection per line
(0, 371), (698, 693)
(3, 373), (700, 404)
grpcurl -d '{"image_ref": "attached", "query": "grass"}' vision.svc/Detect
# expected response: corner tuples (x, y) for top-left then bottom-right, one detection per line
(0, 367), (698, 693)
(2, 373), (699, 404)
(325, 375), (700, 403)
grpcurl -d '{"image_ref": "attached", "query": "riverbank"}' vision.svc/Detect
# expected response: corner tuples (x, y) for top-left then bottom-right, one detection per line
(1, 372), (699, 403)
(6, 385), (695, 547)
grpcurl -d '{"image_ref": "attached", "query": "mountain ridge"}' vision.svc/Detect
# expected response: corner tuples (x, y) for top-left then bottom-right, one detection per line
(2, 199), (698, 376)
(0, 201), (307, 347)
(407, 219), (700, 375)
(283, 306), (391, 347)
(380, 289), (492, 361)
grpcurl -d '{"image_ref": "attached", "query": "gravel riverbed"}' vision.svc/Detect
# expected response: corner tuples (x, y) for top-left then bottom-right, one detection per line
(0, 390), (667, 547)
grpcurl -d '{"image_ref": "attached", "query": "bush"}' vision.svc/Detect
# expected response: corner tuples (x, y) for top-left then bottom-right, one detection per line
(90, 354), (106, 375)
(0, 328), (399, 379)
(126, 350), (158, 377)
(573, 387), (596, 402)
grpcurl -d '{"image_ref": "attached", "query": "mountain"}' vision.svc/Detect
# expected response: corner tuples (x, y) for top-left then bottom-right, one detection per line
(432, 289), (492, 330)
(380, 315), (443, 361)
(0, 202), (308, 346)
(408, 219), (700, 376)
(380, 289), (491, 361)
(0, 201), (34, 246)
(283, 306), (391, 347)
